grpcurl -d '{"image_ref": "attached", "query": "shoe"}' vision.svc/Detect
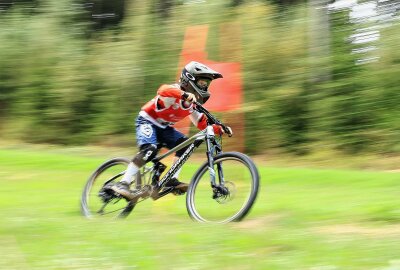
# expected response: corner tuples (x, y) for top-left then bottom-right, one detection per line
(165, 178), (189, 194)
(110, 182), (136, 201)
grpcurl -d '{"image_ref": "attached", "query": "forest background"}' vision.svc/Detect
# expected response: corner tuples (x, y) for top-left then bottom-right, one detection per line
(0, 0), (399, 165)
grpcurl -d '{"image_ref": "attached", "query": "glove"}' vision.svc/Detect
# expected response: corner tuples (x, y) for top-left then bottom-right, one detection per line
(182, 92), (197, 103)
(224, 126), (233, 137)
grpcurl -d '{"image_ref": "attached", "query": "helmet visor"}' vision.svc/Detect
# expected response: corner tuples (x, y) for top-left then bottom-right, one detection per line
(195, 78), (211, 90)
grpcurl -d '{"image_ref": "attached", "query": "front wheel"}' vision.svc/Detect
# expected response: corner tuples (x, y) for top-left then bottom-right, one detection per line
(186, 152), (260, 223)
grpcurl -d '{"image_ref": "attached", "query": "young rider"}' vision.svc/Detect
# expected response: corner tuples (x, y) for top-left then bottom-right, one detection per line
(111, 61), (233, 200)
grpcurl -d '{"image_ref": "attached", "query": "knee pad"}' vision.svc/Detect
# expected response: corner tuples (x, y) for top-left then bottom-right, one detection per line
(132, 144), (158, 167)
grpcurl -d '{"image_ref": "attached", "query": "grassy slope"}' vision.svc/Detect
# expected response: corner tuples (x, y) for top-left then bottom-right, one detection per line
(0, 146), (400, 270)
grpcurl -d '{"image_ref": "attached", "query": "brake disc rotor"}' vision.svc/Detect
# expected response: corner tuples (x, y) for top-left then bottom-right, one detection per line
(215, 181), (236, 204)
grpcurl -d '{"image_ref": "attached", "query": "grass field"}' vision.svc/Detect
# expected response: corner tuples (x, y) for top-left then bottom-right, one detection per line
(0, 145), (400, 269)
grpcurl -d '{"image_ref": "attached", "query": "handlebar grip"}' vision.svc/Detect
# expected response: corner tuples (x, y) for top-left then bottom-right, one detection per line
(222, 125), (233, 137)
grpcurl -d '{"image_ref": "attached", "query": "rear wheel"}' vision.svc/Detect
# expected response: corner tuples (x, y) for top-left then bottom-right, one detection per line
(81, 157), (139, 219)
(186, 152), (259, 223)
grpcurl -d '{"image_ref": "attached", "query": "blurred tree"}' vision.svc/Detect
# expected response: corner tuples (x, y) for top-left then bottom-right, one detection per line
(269, 0), (305, 6)
(230, 0), (243, 7)
(155, 0), (174, 18)
(372, 23), (400, 153)
(322, 10), (376, 153)
(276, 90), (310, 154)
(0, 62), (18, 118)
(0, 0), (39, 14)
(239, 2), (311, 154)
(231, 0), (305, 7)
(90, 0), (125, 29)
(0, 0), (399, 156)
(71, 0), (125, 32)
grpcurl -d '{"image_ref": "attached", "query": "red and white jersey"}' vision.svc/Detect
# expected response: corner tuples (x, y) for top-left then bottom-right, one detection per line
(139, 84), (221, 133)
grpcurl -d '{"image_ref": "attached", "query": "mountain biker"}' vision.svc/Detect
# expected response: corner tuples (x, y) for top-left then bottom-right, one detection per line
(111, 61), (233, 200)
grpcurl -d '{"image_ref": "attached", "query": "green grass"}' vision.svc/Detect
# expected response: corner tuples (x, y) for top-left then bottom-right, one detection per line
(1, 146), (400, 269)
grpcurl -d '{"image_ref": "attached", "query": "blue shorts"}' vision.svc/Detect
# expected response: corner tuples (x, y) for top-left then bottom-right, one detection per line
(135, 116), (186, 149)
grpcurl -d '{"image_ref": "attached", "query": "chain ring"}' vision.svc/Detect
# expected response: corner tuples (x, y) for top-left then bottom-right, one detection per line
(140, 184), (154, 199)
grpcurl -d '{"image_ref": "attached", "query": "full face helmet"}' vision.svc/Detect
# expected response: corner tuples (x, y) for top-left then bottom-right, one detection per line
(180, 61), (223, 104)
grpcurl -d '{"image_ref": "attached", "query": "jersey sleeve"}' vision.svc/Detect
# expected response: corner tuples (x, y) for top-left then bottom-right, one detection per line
(189, 110), (223, 135)
(157, 84), (184, 99)
(189, 111), (206, 130)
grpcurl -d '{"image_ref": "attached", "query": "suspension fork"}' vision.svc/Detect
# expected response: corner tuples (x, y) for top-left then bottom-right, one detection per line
(216, 159), (225, 186)
(205, 126), (224, 188)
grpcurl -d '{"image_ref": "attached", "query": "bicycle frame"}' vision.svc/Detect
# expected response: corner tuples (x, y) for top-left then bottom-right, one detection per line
(151, 125), (223, 193)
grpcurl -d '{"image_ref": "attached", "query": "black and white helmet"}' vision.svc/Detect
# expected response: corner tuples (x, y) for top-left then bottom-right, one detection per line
(180, 61), (223, 104)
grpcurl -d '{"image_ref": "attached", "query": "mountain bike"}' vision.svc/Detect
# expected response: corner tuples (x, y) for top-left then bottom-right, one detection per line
(80, 101), (260, 223)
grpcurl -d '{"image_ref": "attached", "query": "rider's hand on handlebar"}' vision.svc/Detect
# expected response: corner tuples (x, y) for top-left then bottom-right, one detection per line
(215, 125), (233, 137)
(224, 126), (233, 137)
(182, 92), (197, 103)
(227, 126), (233, 136)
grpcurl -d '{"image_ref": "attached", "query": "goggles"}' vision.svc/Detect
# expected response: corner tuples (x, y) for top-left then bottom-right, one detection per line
(195, 78), (211, 90)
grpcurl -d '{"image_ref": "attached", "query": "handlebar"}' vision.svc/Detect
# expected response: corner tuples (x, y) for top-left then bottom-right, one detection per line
(192, 101), (232, 136)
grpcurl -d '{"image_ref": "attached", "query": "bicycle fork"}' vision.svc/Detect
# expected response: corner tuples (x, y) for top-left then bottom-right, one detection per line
(204, 126), (228, 198)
